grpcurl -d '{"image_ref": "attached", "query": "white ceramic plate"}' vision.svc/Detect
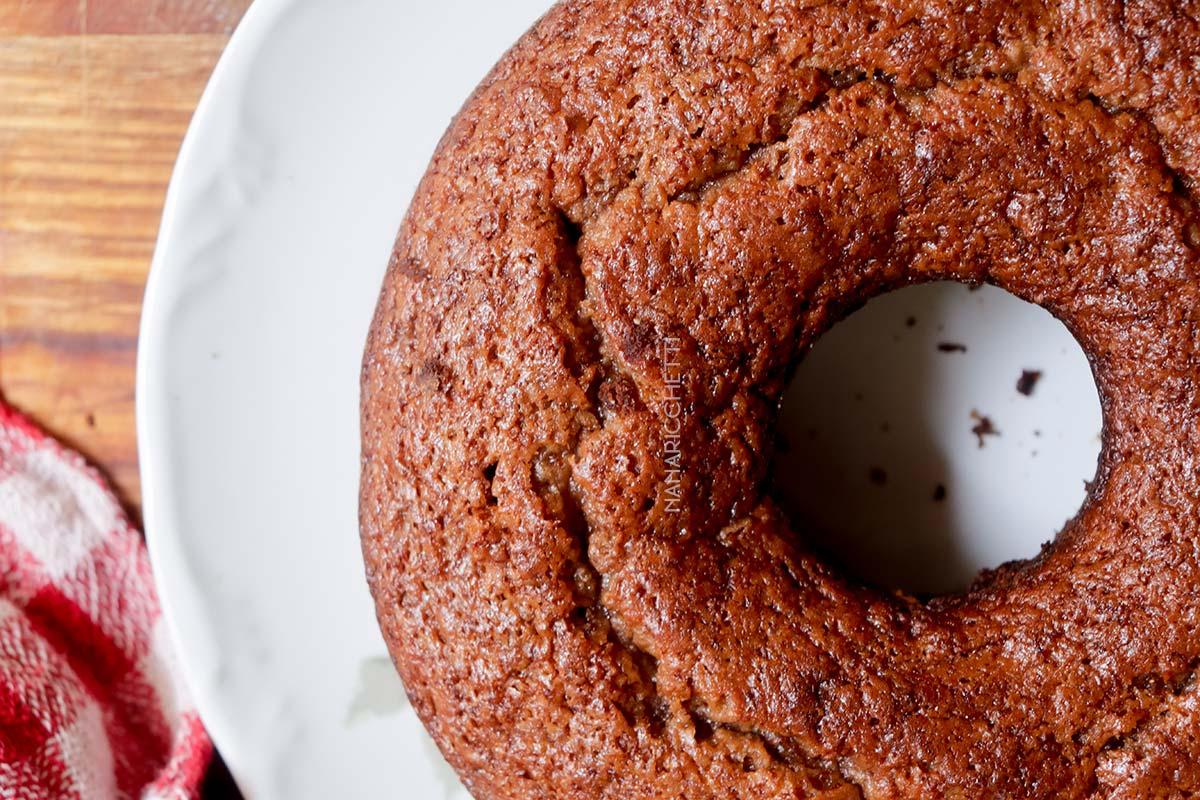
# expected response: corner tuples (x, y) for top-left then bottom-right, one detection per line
(137, 2), (1104, 797)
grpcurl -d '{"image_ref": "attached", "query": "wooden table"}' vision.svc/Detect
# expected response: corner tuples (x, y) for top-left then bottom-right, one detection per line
(0, 0), (253, 514)
(1, 2), (252, 794)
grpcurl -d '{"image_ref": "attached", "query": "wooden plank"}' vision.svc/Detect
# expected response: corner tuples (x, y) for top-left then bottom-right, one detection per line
(0, 1), (82, 36)
(0, 33), (231, 509)
(0, 0), (252, 36)
(86, 0), (253, 35)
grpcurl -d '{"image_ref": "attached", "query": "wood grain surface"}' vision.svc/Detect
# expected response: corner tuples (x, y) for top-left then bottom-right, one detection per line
(0, 0), (252, 512)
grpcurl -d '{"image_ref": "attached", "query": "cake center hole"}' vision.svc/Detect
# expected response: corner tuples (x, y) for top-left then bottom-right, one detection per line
(774, 282), (1103, 596)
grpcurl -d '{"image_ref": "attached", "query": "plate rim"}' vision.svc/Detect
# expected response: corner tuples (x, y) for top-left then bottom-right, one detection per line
(135, 0), (296, 788)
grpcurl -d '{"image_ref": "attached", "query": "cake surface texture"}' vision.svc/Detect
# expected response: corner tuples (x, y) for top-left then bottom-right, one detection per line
(361, 1), (1200, 796)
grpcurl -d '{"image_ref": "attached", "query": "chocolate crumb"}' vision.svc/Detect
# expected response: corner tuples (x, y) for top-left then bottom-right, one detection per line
(933, 484), (947, 502)
(1017, 369), (1043, 396)
(970, 410), (1000, 448)
(938, 342), (968, 353)
(869, 467), (888, 486)
(905, 316), (917, 327)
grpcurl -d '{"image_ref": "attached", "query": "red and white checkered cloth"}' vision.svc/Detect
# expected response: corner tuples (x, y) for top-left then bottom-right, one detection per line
(0, 402), (211, 799)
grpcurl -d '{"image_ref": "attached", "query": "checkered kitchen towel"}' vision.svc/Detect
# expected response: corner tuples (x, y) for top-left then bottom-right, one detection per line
(0, 402), (211, 799)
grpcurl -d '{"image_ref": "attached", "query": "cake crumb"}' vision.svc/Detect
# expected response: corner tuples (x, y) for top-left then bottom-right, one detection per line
(970, 410), (1000, 448)
(1017, 369), (1043, 396)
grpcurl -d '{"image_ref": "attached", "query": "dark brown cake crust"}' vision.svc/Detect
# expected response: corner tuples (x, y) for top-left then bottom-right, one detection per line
(360, 2), (1200, 797)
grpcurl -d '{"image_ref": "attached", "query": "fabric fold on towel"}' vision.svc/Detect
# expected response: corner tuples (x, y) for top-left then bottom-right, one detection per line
(0, 402), (211, 799)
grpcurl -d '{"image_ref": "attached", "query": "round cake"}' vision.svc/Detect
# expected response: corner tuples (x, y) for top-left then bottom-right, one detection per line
(360, 1), (1200, 797)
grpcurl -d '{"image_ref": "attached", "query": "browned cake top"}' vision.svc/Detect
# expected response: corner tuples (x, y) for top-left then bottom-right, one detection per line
(360, 1), (1200, 797)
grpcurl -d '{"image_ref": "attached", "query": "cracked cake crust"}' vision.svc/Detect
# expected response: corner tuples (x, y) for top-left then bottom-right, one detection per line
(361, 1), (1200, 797)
